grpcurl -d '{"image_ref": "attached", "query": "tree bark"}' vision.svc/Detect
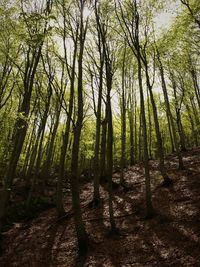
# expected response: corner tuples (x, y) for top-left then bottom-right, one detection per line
(70, 0), (88, 251)
(157, 51), (184, 169)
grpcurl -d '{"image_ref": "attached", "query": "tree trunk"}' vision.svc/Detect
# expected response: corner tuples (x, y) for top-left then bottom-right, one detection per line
(146, 88), (152, 159)
(43, 103), (61, 179)
(128, 87), (135, 165)
(93, 38), (104, 205)
(171, 74), (187, 152)
(70, 1), (88, 251)
(157, 52), (184, 169)
(137, 54), (154, 217)
(100, 116), (107, 182)
(120, 46), (126, 185)
(185, 103), (198, 147)
(144, 62), (172, 184)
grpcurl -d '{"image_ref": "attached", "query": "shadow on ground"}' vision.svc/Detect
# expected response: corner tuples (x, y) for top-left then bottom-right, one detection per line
(0, 148), (200, 266)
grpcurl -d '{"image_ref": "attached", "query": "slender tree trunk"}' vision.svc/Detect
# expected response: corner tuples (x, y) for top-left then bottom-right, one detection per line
(171, 74), (187, 152)
(93, 45), (104, 205)
(97, 10), (117, 232)
(56, 48), (77, 217)
(167, 112), (175, 153)
(27, 90), (51, 207)
(185, 103), (198, 147)
(120, 46), (126, 185)
(146, 88), (152, 159)
(26, 128), (40, 184)
(134, 95), (138, 162)
(56, 1), (79, 216)
(70, 2), (88, 251)
(43, 103), (61, 179)
(157, 52), (184, 169)
(100, 116), (107, 182)
(22, 119), (36, 176)
(106, 76), (116, 232)
(144, 63), (172, 184)
(137, 54), (154, 217)
(128, 87), (135, 165)
(138, 110), (142, 162)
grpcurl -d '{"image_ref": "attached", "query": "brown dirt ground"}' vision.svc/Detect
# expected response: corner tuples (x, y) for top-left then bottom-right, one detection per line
(0, 148), (200, 267)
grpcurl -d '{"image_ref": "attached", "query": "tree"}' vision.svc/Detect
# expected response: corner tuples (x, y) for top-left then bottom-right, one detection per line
(156, 49), (184, 169)
(180, 0), (200, 28)
(70, 0), (89, 252)
(0, 0), (53, 232)
(116, 0), (154, 217)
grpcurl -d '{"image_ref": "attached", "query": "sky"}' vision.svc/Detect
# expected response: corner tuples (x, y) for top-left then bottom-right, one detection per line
(154, 1), (181, 34)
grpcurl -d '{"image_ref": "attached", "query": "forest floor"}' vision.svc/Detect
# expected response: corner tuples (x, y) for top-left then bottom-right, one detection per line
(0, 148), (200, 267)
